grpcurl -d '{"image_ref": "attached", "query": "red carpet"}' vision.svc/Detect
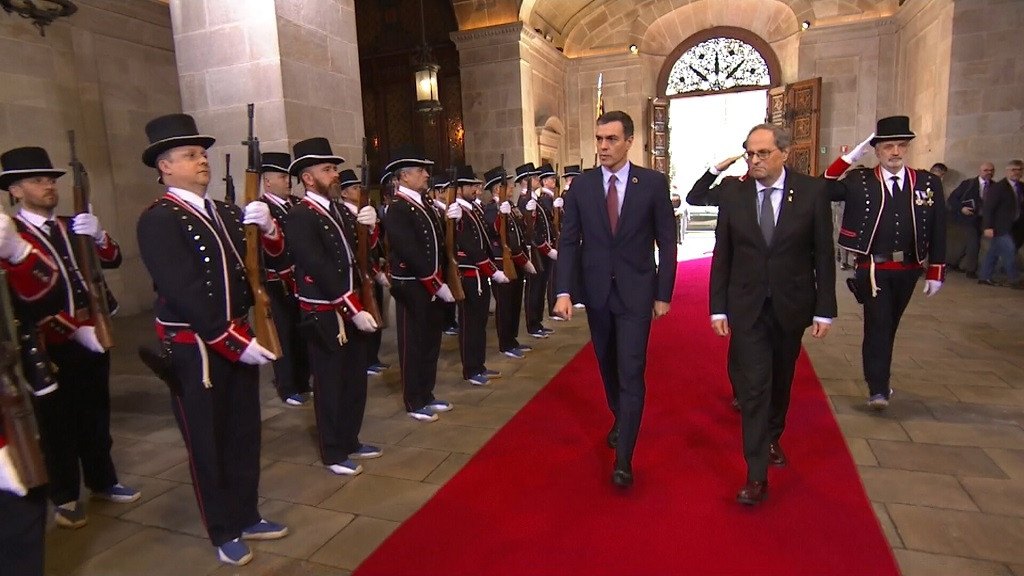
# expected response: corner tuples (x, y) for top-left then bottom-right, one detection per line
(355, 258), (900, 576)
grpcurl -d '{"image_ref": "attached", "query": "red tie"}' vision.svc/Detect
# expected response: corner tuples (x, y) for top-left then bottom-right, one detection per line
(607, 175), (619, 234)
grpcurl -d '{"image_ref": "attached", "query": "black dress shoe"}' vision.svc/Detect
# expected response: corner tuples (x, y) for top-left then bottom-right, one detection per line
(736, 480), (768, 505)
(611, 463), (633, 487)
(768, 442), (787, 467)
(606, 424), (619, 449)
(731, 398), (741, 412)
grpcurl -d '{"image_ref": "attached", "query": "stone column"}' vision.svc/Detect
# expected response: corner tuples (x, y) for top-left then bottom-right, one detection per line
(169, 0), (363, 199)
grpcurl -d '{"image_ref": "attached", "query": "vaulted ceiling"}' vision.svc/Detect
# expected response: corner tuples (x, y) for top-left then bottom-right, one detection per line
(452, 0), (900, 56)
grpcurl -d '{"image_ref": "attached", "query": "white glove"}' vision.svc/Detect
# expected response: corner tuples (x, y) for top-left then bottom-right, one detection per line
(72, 213), (106, 243)
(0, 213), (31, 263)
(923, 280), (942, 296)
(243, 202), (275, 235)
(553, 197), (564, 209)
(524, 261), (537, 275)
(357, 205), (377, 226)
(446, 203), (463, 220)
(71, 326), (105, 353)
(492, 271), (510, 284)
(842, 132), (876, 164)
(433, 199), (447, 211)
(435, 283), (455, 303)
(239, 338), (277, 365)
(547, 248), (558, 260)
(375, 271), (391, 288)
(525, 199), (537, 211)
(0, 446), (27, 497)
(352, 310), (379, 332)
(499, 201), (512, 215)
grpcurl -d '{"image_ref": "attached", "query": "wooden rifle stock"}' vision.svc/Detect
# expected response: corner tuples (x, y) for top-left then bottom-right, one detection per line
(67, 130), (114, 350)
(0, 273), (48, 490)
(522, 185), (544, 273)
(355, 138), (381, 327)
(241, 104), (282, 357)
(497, 156), (516, 280)
(444, 176), (466, 301)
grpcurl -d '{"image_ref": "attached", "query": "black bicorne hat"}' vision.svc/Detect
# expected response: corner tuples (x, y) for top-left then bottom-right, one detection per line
(142, 113), (216, 168)
(338, 169), (361, 189)
(537, 163), (556, 179)
(562, 164), (581, 177)
(483, 166), (507, 190)
(289, 137), (345, 177)
(454, 164), (482, 185)
(870, 116), (916, 146)
(0, 147), (66, 190)
(385, 146), (434, 174)
(513, 162), (537, 184)
(260, 152), (291, 174)
(430, 174), (450, 190)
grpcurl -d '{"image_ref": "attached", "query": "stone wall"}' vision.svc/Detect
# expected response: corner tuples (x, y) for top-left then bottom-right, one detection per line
(0, 0), (179, 314)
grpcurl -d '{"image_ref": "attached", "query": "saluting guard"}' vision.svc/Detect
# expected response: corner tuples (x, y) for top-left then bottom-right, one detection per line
(823, 116), (946, 410)
(136, 113), (288, 566)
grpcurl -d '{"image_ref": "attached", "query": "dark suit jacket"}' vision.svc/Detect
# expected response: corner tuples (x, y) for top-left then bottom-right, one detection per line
(555, 163), (676, 313)
(685, 170), (745, 206)
(982, 178), (1021, 236)
(948, 177), (986, 227)
(709, 170), (837, 333)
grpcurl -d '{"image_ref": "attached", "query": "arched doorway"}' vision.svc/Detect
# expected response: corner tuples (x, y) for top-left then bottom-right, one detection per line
(657, 27), (780, 226)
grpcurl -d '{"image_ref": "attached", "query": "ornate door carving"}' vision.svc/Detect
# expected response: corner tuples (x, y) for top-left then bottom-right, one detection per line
(767, 77), (821, 175)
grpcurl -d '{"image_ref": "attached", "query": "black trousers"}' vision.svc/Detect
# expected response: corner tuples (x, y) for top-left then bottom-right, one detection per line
(268, 281), (310, 400)
(33, 342), (117, 506)
(585, 287), (652, 467)
(168, 343), (262, 547)
(0, 488), (46, 576)
(367, 282), (385, 366)
(856, 267), (921, 396)
(443, 302), (457, 330)
(392, 281), (444, 411)
(493, 273), (525, 352)
(729, 299), (803, 483)
(525, 254), (553, 332)
(458, 274), (491, 379)
(303, 311), (369, 463)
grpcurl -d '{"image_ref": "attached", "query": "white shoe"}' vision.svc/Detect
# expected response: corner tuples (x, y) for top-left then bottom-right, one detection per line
(327, 460), (364, 476)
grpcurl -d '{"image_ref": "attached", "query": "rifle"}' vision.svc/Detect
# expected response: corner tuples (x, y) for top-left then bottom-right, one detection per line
(67, 130), (114, 350)
(552, 162), (561, 243)
(223, 153), (235, 204)
(443, 168), (466, 301)
(498, 154), (517, 280)
(0, 272), (48, 490)
(240, 104), (282, 356)
(522, 181), (544, 273)
(355, 138), (382, 327)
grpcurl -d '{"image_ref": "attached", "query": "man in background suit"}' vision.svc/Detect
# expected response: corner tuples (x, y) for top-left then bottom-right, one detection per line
(978, 159), (1023, 289)
(947, 162), (994, 278)
(552, 110), (677, 488)
(709, 123), (836, 506)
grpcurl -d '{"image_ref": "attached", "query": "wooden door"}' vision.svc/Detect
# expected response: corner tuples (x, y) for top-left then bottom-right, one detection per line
(648, 97), (669, 175)
(766, 77), (821, 175)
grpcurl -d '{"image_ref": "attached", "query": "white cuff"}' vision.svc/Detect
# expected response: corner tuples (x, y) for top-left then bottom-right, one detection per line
(813, 316), (833, 324)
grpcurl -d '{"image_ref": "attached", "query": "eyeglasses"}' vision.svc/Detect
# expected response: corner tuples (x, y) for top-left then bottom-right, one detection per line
(744, 149), (777, 160)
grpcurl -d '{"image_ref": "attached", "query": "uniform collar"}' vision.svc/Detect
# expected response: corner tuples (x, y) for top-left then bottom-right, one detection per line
(397, 185), (423, 206)
(18, 208), (53, 228)
(342, 199), (358, 214)
(304, 190), (331, 210)
(167, 186), (208, 212)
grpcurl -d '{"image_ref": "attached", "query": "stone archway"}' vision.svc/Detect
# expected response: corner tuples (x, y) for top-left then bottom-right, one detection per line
(656, 26), (782, 98)
(536, 115), (564, 166)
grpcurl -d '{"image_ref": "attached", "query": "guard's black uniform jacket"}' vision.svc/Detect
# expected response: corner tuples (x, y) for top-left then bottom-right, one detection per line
(287, 194), (363, 317)
(386, 187), (448, 294)
(455, 199), (499, 278)
(824, 158), (946, 281)
(262, 193), (302, 292)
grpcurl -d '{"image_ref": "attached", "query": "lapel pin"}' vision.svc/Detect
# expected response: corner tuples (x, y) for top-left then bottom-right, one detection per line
(631, 177), (638, 184)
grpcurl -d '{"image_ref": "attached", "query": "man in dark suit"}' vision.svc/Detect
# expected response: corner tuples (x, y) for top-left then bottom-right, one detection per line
(947, 162), (994, 278)
(709, 124), (836, 506)
(978, 159), (1023, 288)
(552, 110), (677, 488)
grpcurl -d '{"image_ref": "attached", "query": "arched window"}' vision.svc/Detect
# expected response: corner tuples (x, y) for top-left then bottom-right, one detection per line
(664, 37), (771, 96)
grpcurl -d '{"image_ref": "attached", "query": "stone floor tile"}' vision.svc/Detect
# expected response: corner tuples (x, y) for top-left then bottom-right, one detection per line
(869, 440), (1007, 478)
(423, 452), (473, 485)
(248, 499), (355, 560)
(886, 378), (960, 402)
(924, 401), (1024, 427)
(44, 514), (142, 574)
(399, 421), (496, 454)
(260, 429), (323, 466)
(859, 467), (978, 511)
(873, 502), (904, 549)
(952, 386), (1024, 407)
(435, 403), (518, 429)
(358, 415), (418, 446)
(309, 516), (399, 571)
(477, 384), (548, 410)
(318, 474), (440, 523)
(155, 460), (194, 484)
(903, 421), (1024, 449)
(894, 549), (1013, 576)
(888, 504), (1024, 565)
(258, 461), (349, 506)
(960, 477), (1024, 517)
(819, 378), (866, 397)
(835, 413), (910, 441)
(208, 552), (351, 576)
(108, 438), (189, 478)
(845, 437), (878, 466)
(831, 395), (936, 421)
(70, 528), (221, 576)
(355, 444), (450, 482)
(986, 449), (1024, 479)
(120, 484), (207, 539)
